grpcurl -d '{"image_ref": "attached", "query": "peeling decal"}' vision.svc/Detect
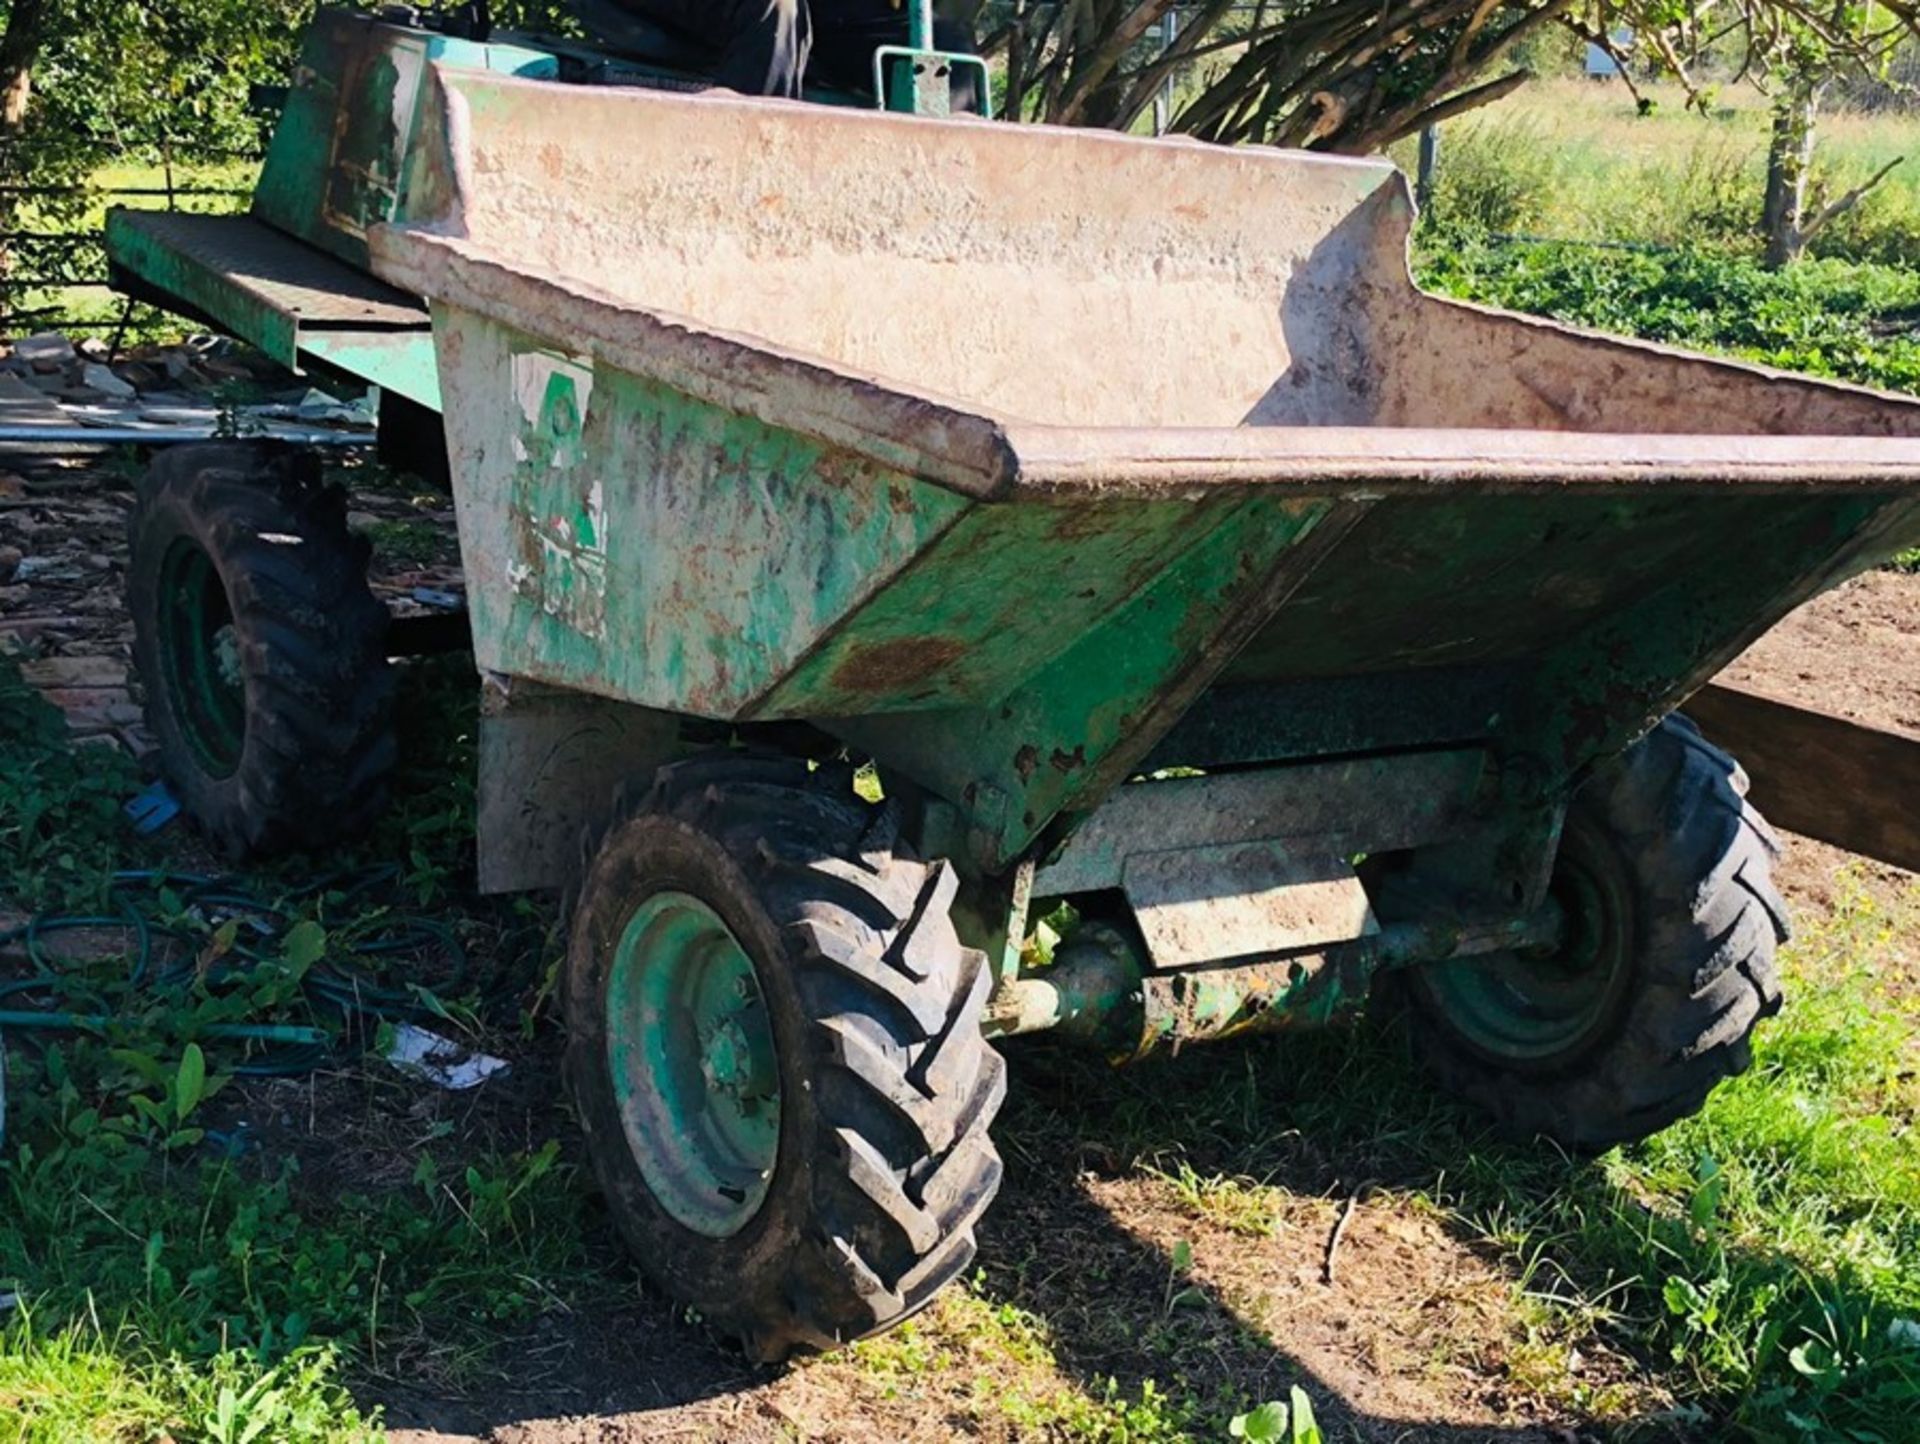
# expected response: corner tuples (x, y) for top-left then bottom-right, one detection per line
(508, 349), (607, 640)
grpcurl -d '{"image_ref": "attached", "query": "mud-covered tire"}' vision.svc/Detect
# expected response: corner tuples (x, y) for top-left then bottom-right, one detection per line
(1398, 715), (1789, 1152)
(127, 441), (395, 857)
(564, 755), (1006, 1360)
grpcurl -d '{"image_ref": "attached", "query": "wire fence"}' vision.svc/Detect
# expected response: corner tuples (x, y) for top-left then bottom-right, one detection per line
(1, 162), (255, 334)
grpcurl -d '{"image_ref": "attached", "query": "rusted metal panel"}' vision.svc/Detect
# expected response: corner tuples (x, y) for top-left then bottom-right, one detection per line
(251, 9), (557, 271)
(1686, 682), (1920, 872)
(1124, 842), (1378, 969)
(1145, 670), (1515, 770)
(1514, 496), (1920, 792)
(110, 211), (426, 329)
(105, 210), (438, 404)
(829, 493), (1350, 869)
(1035, 750), (1486, 896)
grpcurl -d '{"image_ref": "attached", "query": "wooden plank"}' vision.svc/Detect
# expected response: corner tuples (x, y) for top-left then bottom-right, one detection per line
(1687, 681), (1920, 872)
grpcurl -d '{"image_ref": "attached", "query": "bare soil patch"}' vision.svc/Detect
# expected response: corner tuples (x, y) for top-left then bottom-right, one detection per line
(1720, 569), (1917, 735)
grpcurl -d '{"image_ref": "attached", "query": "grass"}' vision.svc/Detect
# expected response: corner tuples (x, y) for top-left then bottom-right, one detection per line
(2, 652), (597, 1439)
(1391, 76), (1920, 266)
(979, 866), (1920, 1441)
(0, 1328), (376, 1444)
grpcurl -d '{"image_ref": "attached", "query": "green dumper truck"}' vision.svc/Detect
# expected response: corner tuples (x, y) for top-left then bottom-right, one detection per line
(106, 5), (1920, 1359)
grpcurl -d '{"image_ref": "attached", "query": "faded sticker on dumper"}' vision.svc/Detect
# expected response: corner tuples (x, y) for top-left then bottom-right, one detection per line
(508, 349), (607, 641)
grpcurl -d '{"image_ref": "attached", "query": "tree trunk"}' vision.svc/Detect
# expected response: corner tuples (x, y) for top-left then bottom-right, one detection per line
(1762, 78), (1820, 268)
(0, 0), (55, 320)
(0, 0), (50, 129)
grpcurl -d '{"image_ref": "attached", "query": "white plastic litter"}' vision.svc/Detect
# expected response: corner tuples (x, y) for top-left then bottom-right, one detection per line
(382, 1022), (509, 1091)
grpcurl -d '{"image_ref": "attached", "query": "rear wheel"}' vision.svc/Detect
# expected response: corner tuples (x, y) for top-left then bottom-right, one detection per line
(564, 755), (1005, 1360)
(127, 442), (395, 857)
(1397, 715), (1788, 1151)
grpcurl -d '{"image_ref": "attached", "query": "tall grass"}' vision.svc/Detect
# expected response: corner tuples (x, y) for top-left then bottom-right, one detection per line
(1394, 77), (1920, 264)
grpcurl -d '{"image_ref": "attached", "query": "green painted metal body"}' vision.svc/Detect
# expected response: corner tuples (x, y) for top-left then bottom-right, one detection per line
(364, 66), (1920, 1021)
(250, 10), (559, 272)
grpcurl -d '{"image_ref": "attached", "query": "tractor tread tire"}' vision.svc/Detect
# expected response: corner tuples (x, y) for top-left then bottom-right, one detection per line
(1405, 715), (1787, 1153)
(127, 441), (394, 857)
(564, 755), (1004, 1362)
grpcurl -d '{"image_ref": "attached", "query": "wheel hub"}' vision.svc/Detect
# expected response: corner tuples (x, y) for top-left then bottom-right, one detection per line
(155, 538), (246, 778)
(605, 892), (781, 1237)
(213, 624), (244, 692)
(1415, 823), (1635, 1067)
(701, 1012), (771, 1102)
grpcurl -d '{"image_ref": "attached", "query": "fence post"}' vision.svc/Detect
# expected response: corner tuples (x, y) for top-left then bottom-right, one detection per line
(1153, 8), (1180, 136)
(1416, 123), (1440, 217)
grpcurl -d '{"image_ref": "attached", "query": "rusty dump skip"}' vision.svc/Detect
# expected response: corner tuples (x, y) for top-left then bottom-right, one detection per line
(372, 68), (1920, 497)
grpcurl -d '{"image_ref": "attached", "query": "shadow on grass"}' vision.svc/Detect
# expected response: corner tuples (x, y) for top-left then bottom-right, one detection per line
(971, 1034), (1624, 1444)
(355, 1024), (1624, 1442)
(980, 1010), (1916, 1444)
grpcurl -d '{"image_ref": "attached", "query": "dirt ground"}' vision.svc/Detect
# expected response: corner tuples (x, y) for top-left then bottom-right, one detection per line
(2, 447), (1915, 1442)
(1719, 569), (1918, 735)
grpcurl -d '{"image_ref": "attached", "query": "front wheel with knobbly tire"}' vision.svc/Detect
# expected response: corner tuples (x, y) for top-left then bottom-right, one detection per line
(126, 441), (395, 857)
(1393, 714), (1789, 1152)
(564, 755), (1006, 1361)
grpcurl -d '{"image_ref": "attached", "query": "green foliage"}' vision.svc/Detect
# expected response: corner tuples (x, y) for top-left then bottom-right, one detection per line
(2, 1050), (593, 1374)
(1415, 117), (1563, 233)
(0, 1327), (379, 1444)
(1393, 85), (1920, 267)
(1228, 1387), (1321, 1442)
(1471, 881), (1920, 1438)
(4, 0), (308, 164)
(0, 652), (138, 910)
(1417, 228), (1920, 395)
(0, 649), (566, 1437)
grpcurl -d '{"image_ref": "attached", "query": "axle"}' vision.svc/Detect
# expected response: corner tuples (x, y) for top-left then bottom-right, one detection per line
(982, 902), (1567, 1059)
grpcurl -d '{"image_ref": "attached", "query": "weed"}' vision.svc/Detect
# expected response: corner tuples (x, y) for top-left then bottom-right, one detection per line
(1417, 230), (1920, 397)
(1151, 1163), (1287, 1239)
(0, 1320), (379, 1444)
(1229, 1386), (1322, 1442)
(360, 517), (445, 567)
(0, 655), (140, 912)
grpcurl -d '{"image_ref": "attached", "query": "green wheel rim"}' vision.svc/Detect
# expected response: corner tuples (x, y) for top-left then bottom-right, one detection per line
(1418, 828), (1634, 1065)
(156, 538), (245, 778)
(605, 891), (781, 1237)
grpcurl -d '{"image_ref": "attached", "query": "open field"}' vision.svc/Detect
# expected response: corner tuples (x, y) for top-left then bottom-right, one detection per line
(1391, 75), (1920, 264)
(1, 443), (1916, 1442)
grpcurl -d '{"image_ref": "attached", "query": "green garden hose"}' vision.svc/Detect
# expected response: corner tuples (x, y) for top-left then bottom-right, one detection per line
(0, 866), (471, 1151)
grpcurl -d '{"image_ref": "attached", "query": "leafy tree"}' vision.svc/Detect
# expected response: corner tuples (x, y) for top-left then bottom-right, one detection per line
(0, 0), (305, 314)
(980, 0), (1920, 158)
(1750, 4), (1910, 266)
